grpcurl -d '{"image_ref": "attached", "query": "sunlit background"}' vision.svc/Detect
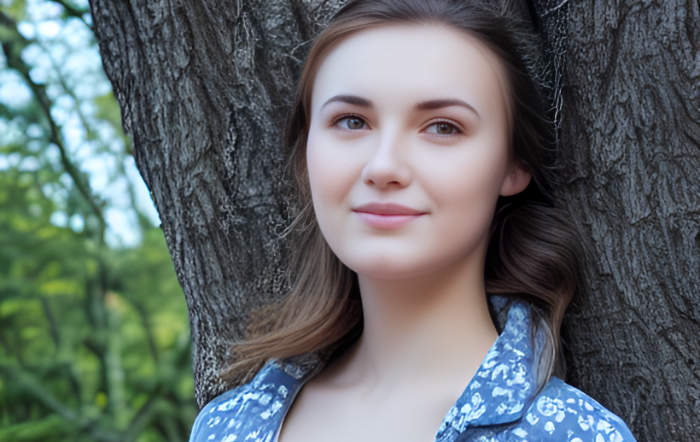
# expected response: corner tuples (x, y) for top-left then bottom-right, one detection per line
(0, 0), (197, 440)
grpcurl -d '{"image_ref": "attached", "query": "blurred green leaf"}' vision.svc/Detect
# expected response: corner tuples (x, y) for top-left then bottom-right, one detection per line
(1, 0), (29, 22)
(0, 414), (77, 442)
(93, 92), (122, 130)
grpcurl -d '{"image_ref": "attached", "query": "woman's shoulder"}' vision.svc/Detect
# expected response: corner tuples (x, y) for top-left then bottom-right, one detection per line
(504, 376), (636, 442)
(188, 359), (303, 442)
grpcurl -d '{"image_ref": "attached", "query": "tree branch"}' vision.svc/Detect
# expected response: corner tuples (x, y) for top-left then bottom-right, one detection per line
(0, 13), (105, 240)
(48, 0), (93, 31)
(0, 364), (81, 423)
(40, 297), (61, 350)
(133, 301), (160, 364)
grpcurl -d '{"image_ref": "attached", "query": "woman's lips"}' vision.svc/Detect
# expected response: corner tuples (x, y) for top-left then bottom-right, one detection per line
(352, 203), (426, 228)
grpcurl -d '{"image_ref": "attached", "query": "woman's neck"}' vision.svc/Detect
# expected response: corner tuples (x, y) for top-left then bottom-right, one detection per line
(324, 261), (499, 397)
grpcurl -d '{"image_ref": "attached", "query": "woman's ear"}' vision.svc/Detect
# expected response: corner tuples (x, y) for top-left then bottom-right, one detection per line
(499, 163), (531, 197)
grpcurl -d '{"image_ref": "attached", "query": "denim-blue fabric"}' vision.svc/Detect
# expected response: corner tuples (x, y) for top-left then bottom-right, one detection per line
(188, 300), (636, 442)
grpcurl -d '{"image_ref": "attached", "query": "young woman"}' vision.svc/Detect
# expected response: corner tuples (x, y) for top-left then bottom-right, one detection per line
(189, 0), (636, 441)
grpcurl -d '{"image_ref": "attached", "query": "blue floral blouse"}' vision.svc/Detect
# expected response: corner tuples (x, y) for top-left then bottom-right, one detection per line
(188, 299), (636, 442)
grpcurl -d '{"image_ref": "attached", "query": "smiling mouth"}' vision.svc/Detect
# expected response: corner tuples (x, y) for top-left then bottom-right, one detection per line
(353, 202), (425, 216)
(352, 203), (426, 228)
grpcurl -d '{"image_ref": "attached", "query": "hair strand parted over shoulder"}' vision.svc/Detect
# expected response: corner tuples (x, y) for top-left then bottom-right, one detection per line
(220, 0), (580, 389)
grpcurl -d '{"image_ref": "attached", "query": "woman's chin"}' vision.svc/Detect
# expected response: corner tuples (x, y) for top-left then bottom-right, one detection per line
(342, 258), (440, 281)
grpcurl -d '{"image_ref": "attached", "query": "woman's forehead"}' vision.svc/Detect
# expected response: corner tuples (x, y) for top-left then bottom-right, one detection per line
(311, 23), (509, 116)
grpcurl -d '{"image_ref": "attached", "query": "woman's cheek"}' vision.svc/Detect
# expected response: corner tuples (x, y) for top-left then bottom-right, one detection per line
(306, 131), (357, 234)
(421, 153), (505, 239)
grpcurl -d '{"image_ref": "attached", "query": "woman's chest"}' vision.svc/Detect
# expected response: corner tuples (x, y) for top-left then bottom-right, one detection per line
(277, 386), (458, 442)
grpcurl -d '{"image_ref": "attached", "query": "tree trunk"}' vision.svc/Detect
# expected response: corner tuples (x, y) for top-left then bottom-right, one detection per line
(559, 0), (700, 439)
(89, 0), (700, 440)
(88, 0), (326, 406)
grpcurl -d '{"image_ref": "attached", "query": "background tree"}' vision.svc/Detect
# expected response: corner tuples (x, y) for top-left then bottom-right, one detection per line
(558, 1), (700, 437)
(87, 0), (700, 440)
(0, 1), (196, 440)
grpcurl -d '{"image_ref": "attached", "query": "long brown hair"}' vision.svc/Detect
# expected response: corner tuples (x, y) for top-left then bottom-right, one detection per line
(221, 0), (580, 387)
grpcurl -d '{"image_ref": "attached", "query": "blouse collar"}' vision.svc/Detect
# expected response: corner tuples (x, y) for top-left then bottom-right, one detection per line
(435, 299), (546, 437)
(278, 297), (547, 436)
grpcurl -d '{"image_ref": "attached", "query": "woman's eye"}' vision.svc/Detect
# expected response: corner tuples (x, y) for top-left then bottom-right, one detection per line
(336, 116), (367, 130)
(425, 121), (460, 135)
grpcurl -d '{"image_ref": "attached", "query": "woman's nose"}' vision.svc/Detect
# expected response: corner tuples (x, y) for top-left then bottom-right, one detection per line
(360, 131), (412, 189)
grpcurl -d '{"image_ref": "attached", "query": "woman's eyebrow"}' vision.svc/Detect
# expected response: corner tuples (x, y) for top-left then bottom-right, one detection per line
(321, 94), (374, 110)
(414, 99), (480, 118)
(320, 95), (479, 118)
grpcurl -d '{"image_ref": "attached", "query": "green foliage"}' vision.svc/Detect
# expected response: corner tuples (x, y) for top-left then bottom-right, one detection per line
(0, 1), (197, 441)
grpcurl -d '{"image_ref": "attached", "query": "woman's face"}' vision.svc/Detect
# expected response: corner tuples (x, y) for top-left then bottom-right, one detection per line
(306, 24), (530, 280)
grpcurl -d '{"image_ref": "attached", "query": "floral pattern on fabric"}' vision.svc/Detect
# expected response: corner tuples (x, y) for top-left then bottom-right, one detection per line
(189, 300), (636, 442)
(436, 300), (538, 438)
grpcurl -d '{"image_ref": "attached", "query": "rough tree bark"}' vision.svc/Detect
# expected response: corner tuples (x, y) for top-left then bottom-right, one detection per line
(88, 0), (335, 407)
(558, 1), (700, 439)
(88, 0), (700, 440)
